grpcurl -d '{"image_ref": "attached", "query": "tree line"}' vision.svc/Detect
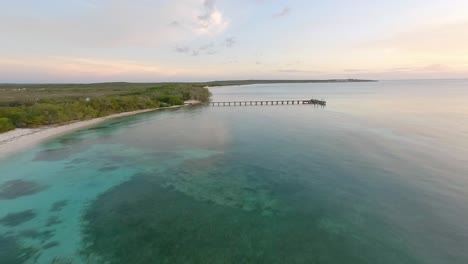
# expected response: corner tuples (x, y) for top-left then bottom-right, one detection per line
(0, 84), (211, 133)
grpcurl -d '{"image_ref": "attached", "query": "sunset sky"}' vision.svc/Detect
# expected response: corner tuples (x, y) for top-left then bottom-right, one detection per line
(1, 0), (468, 82)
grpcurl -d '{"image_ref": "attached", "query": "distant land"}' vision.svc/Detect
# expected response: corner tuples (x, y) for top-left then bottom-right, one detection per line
(0, 79), (375, 133)
(200, 79), (377, 86)
(0, 79), (376, 88)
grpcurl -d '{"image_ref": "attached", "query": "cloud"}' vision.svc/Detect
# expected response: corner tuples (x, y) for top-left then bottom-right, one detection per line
(277, 69), (325, 74)
(387, 67), (414, 72)
(169, 20), (180, 27)
(344, 68), (368, 72)
(203, 0), (216, 10)
(335, 63), (467, 80)
(0, 3), (193, 49)
(195, 0), (228, 34)
(0, 1), (231, 50)
(176, 37), (234, 57)
(224, 37), (236, 47)
(347, 20), (468, 77)
(223, 60), (239, 64)
(174, 46), (191, 53)
(174, 42), (216, 56)
(199, 42), (215, 51)
(273, 7), (290, 18)
(387, 64), (452, 73)
(364, 20), (468, 55)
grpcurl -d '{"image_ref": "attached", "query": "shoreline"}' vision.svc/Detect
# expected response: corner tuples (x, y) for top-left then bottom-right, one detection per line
(0, 104), (195, 160)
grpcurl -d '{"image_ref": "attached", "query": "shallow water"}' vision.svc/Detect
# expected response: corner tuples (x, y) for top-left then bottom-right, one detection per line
(1, 80), (467, 263)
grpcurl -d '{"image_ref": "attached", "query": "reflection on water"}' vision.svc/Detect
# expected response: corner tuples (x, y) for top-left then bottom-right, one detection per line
(0, 80), (468, 263)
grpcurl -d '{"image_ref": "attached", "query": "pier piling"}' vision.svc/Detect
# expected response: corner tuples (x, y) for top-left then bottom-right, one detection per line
(209, 98), (326, 107)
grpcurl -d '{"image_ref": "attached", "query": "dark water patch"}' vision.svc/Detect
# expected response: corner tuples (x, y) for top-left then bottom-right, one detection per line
(69, 158), (89, 164)
(109, 155), (127, 163)
(160, 155), (282, 214)
(81, 174), (418, 264)
(19, 229), (55, 243)
(50, 200), (68, 212)
(0, 234), (40, 264)
(0, 210), (37, 227)
(86, 122), (126, 133)
(147, 151), (180, 160)
(98, 166), (120, 172)
(0, 180), (46, 200)
(86, 125), (109, 131)
(38, 230), (55, 243)
(57, 136), (85, 147)
(43, 241), (59, 249)
(51, 257), (74, 264)
(45, 216), (62, 227)
(34, 148), (73, 161)
(20, 229), (42, 239)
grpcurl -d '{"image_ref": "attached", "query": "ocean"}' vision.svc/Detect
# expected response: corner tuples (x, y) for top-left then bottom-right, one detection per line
(1, 80), (467, 263)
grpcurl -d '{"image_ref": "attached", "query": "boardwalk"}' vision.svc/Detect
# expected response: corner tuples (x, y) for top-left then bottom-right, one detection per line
(209, 98), (326, 107)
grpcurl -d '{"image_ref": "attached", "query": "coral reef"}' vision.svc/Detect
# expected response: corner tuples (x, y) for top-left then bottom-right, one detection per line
(0, 234), (40, 264)
(50, 200), (68, 212)
(0, 209), (37, 227)
(0, 180), (46, 200)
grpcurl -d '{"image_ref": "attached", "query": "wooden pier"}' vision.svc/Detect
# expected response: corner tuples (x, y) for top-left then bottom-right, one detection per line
(209, 98), (326, 107)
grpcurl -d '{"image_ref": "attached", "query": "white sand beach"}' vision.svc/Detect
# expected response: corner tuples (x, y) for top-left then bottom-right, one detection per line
(0, 103), (198, 160)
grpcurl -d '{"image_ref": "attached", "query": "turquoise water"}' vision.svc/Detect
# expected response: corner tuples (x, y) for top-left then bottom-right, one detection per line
(1, 80), (468, 263)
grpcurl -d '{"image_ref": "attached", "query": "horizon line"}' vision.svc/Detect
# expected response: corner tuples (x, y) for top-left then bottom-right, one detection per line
(2, 78), (468, 85)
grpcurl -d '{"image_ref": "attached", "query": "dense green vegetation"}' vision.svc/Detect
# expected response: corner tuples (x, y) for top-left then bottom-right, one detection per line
(0, 118), (15, 133)
(0, 83), (211, 132)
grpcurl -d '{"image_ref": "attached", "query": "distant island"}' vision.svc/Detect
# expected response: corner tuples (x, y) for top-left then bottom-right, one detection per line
(204, 79), (377, 86)
(0, 79), (376, 133)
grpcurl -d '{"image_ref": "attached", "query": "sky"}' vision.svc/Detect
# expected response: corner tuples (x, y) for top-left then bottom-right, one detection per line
(1, 0), (468, 83)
